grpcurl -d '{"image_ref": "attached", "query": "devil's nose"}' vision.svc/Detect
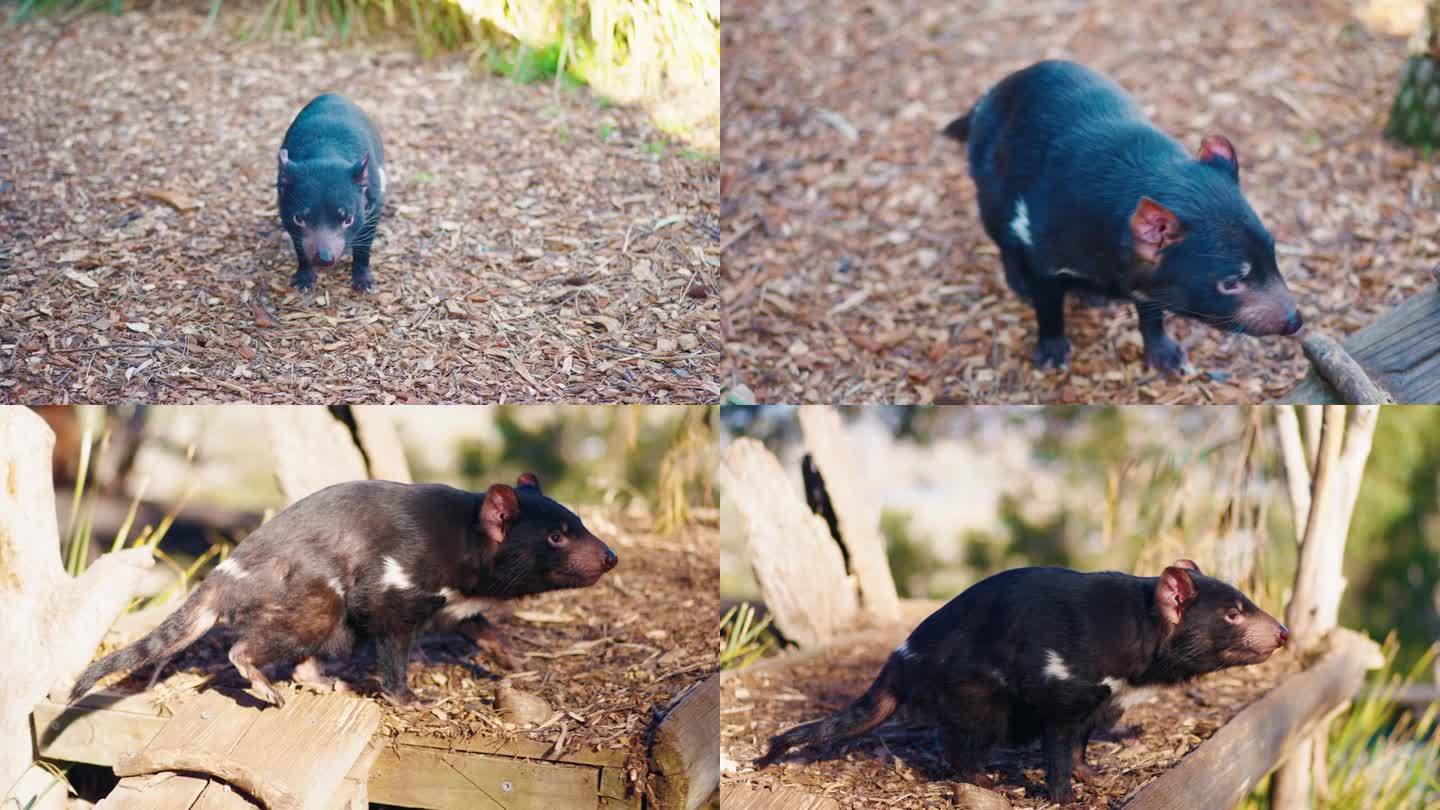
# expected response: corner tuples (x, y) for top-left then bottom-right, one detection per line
(1277, 625), (1290, 647)
(602, 547), (618, 571)
(1282, 310), (1303, 336)
(316, 248), (335, 265)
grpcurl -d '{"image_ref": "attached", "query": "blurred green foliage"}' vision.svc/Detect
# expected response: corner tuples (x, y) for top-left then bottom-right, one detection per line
(6, 0), (718, 146)
(1342, 407), (1440, 673)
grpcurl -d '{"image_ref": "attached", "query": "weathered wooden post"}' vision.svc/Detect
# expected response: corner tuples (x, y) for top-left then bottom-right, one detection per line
(0, 407), (156, 804)
(1270, 405), (1380, 809)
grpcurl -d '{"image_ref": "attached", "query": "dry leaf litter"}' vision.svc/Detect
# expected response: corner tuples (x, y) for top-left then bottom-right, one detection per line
(0, 10), (720, 404)
(720, 0), (1439, 404)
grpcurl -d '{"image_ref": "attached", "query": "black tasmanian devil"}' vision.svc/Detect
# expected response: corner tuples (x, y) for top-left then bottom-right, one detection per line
(68, 475), (618, 709)
(277, 93), (386, 294)
(944, 60), (1302, 374)
(756, 560), (1288, 803)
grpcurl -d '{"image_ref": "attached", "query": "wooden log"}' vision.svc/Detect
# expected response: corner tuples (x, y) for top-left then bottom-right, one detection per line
(649, 675), (720, 810)
(1299, 335), (1393, 405)
(1124, 628), (1382, 810)
(795, 407), (900, 622)
(717, 439), (857, 648)
(1283, 287), (1440, 403)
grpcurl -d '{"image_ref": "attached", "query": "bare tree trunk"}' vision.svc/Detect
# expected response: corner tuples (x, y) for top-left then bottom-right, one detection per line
(0, 408), (156, 798)
(1271, 405), (1380, 810)
(797, 407), (900, 621)
(718, 438), (857, 648)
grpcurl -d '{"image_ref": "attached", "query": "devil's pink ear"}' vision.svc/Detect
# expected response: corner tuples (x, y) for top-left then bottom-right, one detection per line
(1197, 134), (1239, 176)
(1157, 566), (1199, 625)
(352, 151), (370, 186)
(1130, 197), (1182, 263)
(480, 484), (520, 544)
(1172, 559), (1202, 574)
(516, 472), (541, 493)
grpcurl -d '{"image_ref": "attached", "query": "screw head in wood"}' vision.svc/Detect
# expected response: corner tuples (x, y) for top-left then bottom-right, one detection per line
(501, 781), (513, 793)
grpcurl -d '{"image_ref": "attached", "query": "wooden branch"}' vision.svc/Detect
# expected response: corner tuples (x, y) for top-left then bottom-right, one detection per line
(718, 439), (857, 648)
(797, 407), (900, 621)
(113, 749), (301, 810)
(648, 675), (719, 810)
(1272, 406), (1311, 540)
(1300, 334), (1394, 404)
(1125, 629), (1382, 810)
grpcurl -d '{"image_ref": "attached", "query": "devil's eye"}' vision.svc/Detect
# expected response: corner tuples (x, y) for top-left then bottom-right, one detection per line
(342, 215), (355, 227)
(1225, 608), (1243, 623)
(547, 530), (566, 547)
(1218, 277), (1243, 294)
(292, 214), (305, 227)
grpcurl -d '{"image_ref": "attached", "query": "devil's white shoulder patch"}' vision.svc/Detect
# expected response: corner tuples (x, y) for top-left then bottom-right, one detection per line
(381, 556), (413, 590)
(1103, 676), (1156, 710)
(327, 577), (345, 598)
(1011, 198), (1032, 246)
(215, 557), (249, 580)
(441, 595), (490, 622)
(1043, 649), (1071, 681)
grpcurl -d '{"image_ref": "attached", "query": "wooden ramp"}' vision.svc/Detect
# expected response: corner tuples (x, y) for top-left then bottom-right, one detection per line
(1284, 283), (1440, 403)
(91, 689), (379, 810)
(34, 683), (651, 808)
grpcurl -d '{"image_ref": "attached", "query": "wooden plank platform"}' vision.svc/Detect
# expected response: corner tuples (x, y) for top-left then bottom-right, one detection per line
(93, 688), (379, 810)
(34, 685), (644, 809)
(1284, 285), (1440, 403)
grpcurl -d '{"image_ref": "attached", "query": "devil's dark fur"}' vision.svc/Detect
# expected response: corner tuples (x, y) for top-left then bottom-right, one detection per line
(944, 60), (1302, 374)
(69, 476), (617, 709)
(757, 562), (1288, 803)
(277, 94), (386, 294)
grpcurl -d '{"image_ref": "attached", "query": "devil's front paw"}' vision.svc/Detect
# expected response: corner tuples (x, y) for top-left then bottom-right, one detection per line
(1142, 335), (1194, 377)
(1034, 336), (1071, 370)
(291, 268), (317, 293)
(350, 270), (376, 294)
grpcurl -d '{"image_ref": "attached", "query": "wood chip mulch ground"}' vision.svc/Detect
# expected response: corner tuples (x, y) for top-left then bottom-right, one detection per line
(0, 10), (720, 404)
(720, 0), (1440, 404)
(99, 510), (718, 771)
(721, 626), (1302, 809)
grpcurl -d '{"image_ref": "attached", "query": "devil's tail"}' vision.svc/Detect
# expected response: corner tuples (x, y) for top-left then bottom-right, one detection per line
(68, 580), (221, 703)
(755, 655), (905, 767)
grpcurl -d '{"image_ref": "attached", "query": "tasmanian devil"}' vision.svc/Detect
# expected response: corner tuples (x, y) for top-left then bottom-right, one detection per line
(277, 94), (385, 294)
(944, 60), (1302, 374)
(68, 475), (617, 709)
(756, 560), (1287, 803)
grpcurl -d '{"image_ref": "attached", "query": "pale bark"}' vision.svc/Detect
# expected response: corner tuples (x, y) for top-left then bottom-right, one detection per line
(0, 408), (155, 799)
(1272, 405), (1380, 810)
(1273, 406), (1311, 539)
(265, 407), (373, 504)
(796, 407), (900, 622)
(717, 438), (857, 648)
